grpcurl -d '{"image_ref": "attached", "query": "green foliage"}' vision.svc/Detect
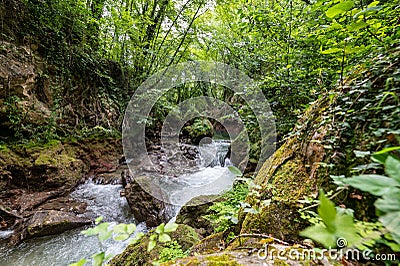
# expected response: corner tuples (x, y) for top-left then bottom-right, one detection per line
(153, 240), (187, 264)
(2, 95), (59, 143)
(69, 216), (137, 266)
(69, 258), (87, 266)
(147, 222), (179, 252)
(300, 190), (360, 248)
(227, 166), (243, 177)
(79, 125), (121, 139)
(204, 182), (249, 233)
(344, 149), (400, 245)
(3, 95), (23, 139)
(182, 117), (213, 143)
(301, 148), (400, 252)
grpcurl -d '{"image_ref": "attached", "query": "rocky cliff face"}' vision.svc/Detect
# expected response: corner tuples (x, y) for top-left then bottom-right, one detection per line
(0, 42), (53, 138)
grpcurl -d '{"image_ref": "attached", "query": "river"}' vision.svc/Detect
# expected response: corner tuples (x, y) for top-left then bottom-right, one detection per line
(0, 140), (233, 266)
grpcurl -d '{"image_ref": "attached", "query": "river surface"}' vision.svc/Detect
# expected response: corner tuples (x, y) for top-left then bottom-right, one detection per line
(0, 140), (233, 266)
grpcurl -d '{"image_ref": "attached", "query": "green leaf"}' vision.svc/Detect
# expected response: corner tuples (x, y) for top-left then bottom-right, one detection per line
(69, 258), (87, 266)
(113, 224), (127, 234)
(163, 223), (178, 233)
(374, 146), (400, 155)
(372, 146), (400, 164)
(385, 156), (400, 182)
(81, 227), (98, 236)
(372, 153), (389, 164)
(99, 229), (112, 242)
(347, 20), (368, 31)
(126, 223), (136, 234)
(148, 239), (157, 252)
(92, 252), (105, 266)
(353, 150), (370, 158)
(300, 224), (337, 248)
(97, 222), (110, 231)
(334, 214), (361, 246)
(326, 1), (355, 18)
(105, 253), (114, 261)
(155, 223), (165, 234)
(158, 233), (172, 243)
(228, 166), (243, 177)
(343, 175), (399, 196)
(129, 232), (144, 245)
(321, 47), (342, 54)
(375, 191), (400, 213)
(379, 212), (400, 244)
(114, 233), (130, 241)
(318, 190), (337, 232)
(353, 6), (382, 19)
(95, 216), (103, 224)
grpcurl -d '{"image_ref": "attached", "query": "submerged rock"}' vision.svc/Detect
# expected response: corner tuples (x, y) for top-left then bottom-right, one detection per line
(10, 210), (92, 245)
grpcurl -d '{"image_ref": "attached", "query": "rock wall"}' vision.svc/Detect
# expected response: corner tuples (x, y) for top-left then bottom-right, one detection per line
(0, 41), (52, 138)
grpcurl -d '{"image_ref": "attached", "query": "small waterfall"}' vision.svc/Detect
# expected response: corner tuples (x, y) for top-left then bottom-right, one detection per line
(167, 139), (235, 207)
(198, 139), (231, 167)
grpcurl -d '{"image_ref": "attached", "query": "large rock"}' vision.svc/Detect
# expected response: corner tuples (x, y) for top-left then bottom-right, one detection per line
(110, 224), (200, 266)
(0, 141), (87, 192)
(10, 210), (92, 245)
(0, 138), (122, 193)
(122, 170), (169, 227)
(175, 195), (220, 237)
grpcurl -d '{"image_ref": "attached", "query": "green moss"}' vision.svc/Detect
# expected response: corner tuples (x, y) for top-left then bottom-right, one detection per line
(110, 224), (200, 266)
(0, 144), (9, 152)
(205, 254), (240, 265)
(21, 139), (61, 150)
(191, 232), (224, 255)
(34, 154), (58, 165)
(239, 99), (330, 240)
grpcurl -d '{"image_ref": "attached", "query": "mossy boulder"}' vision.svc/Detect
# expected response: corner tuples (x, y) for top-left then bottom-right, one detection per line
(0, 140), (87, 191)
(0, 138), (122, 192)
(162, 253), (242, 266)
(110, 224), (200, 266)
(175, 195), (221, 237)
(239, 50), (400, 241)
(190, 232), (225, 255)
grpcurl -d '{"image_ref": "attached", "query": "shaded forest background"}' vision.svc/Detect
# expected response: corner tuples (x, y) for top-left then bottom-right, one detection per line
(1, 0), (398, 148)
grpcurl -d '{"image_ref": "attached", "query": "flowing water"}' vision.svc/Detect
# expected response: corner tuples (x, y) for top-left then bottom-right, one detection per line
(0, 140), (233, 266)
